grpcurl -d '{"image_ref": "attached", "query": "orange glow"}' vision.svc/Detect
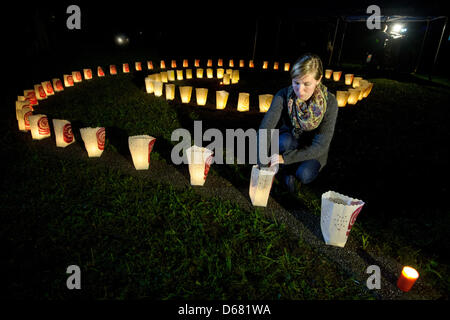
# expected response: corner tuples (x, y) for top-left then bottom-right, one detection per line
(397, 266), (419, 292)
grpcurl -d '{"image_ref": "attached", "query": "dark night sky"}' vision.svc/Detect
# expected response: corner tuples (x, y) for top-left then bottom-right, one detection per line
(3, 0), (448, 87)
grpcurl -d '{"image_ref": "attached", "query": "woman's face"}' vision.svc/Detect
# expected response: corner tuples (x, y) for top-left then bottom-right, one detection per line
(292, 73), (322, 101)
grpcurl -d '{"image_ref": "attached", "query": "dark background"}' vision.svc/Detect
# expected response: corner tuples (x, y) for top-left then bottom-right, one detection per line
(3, 1), (449, 92)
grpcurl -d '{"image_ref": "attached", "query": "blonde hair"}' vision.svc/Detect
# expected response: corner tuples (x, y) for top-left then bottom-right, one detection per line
(290, 53), (323, 81)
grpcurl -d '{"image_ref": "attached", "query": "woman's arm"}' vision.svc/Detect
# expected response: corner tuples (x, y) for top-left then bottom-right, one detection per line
(282, 94), (338, 165)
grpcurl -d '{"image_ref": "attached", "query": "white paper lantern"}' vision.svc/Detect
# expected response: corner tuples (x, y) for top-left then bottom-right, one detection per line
(110, 65), (117, 75)
(194, 59), (200, 67)
(160, 60), (166, 69)
(258, 94), (273, 113)
(17, 103), (33, 132)
(83, 68), (93, 80)
(249, 165), (277, 207)
(262, 61), (268, 69)
(207, 59), (212, 67)
(176, 69), (184, 80)
(237, 92), (250, 112)
(217, 68), (224, 79)
(179, 86), (193, 103)
(167, 70), (175, 81)
(24, 89), (38, 106)
(186, 145), (214, 186)
(228, 59), (234, 67)
(153, 81), (163, 97)
(183, 59), (189, 68)
(123, 63), (130, 73)
(145, 77), (154, 93)
(186, 69), (193, 79)
(333, 71), (342, 81)
(52, 79), (64, 92)
(320, 191), (364, 247)
(196, 68), (204, 78)
(52, 119), (75, 147)
(29, 114), (51, 140)
(222, 74), (230, 85)
(231, 70), (239, 84)
(80, 127), (105, 157)
(347, 89), (361, 105)
(206, 68), (213, 78)
(284, 63), (290, 71)
(336, 91), (350, 107)
(160, 71), (169, 83)
(165, 83), (175, 100)
(34, 84), (47, 100)
(195, 88), (208, 106)
(352, 77), (363, 88)
(171, 60), (177, 68)
(216, 90), (229, 110)
(135, 62), (142, 71)
(41, 81), (54, 96)
(239, 59), (245, 68)
(325, 69), (333, 79)
(72, 71), (82, 83)
(345, 74), (354, 85)
(63, 75), (74, 87)
(147, 61), (154, 70)
(128, 135), (156, 170)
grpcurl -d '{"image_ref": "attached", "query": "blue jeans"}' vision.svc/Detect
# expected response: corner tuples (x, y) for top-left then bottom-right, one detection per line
(279, 132), (321, 184)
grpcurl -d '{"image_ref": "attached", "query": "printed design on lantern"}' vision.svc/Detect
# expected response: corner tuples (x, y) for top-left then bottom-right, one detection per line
(24, 110), (33, 130)
(75, 72), (81, 81)
(56, 80), (63, 90)
(63, 123), (74, 143)
(87, 70), (92, 78)
(98, 68), (105, 76)
(124, 64), (130, 72)
(46, 83), (54, 94)
(204, 154), (214, 180)
(37, 116), (50, 135)
(96, 128), (105, 150)
(346, 205), (364, 236)
(68, 76), (74, 85)
(110, 66), (117, 74)
(148, 139), (156, 163)
(38, 86), (46, 98)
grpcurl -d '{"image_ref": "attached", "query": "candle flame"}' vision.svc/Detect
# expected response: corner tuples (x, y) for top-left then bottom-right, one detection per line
(402, 266), (419, 279)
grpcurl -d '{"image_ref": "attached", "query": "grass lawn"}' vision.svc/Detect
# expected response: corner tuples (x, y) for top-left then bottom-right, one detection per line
(2, 56), (449, 299)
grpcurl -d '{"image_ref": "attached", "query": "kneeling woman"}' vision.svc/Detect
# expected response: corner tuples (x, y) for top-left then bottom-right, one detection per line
(258, 53), (338, 193)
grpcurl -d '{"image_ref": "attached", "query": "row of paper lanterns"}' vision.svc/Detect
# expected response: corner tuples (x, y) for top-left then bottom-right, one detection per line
(324, 69), (374, 106)
(144, 70), (274, 112)
(155, 58), (291, 71)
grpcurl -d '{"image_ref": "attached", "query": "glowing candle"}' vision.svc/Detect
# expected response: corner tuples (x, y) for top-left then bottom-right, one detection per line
(186, 69), (193, 79)
(218, 58), (223, 67)
(206, 68), (213, 79)
(110, 65), (117, 75)
(397, 266), (419, 292)
(284, 63), (290, 71)
(237, 92), (250, 112)
(196, 68), (204, 78)
(207, 59), (212, 67)
(333, 71), (342, 81)
(273, 62), (279, 70)
(97, 67), (105, 77)
(249, 60), (254, 68)
(216, 90), (229, 109)
(83, 69), (93, 80)
(176, 69), (184, 80)
(165, 83), (175, 100)
(345, 73), (354, 85)
(147, 61), (154, 70)
(239, 59), (245, 68)
(183, 59), (188, 68)
(135, 62), (142, 71)
(171, 60), (177, 68)
(179, 86), (193, 103)
(228, 59), (234, 67)
(194, 59), (200, 67)
(123, 63), (130, 73)
(262, 61), (268, 69)
(336, 91), (350, 107)
(160, 60), (166, 69)
(325, 69), (333, 79)
(195, 88), (208, 106)
(217, 68), (224, 79)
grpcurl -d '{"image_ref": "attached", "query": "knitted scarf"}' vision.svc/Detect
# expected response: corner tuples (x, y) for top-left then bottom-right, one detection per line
(287, 82), (328, 136)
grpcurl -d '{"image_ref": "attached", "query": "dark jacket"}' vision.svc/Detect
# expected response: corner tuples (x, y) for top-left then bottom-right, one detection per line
(257, 85), (338, 170)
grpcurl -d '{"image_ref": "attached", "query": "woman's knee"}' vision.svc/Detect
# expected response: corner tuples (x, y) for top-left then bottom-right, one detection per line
(296, 160), (321, 184)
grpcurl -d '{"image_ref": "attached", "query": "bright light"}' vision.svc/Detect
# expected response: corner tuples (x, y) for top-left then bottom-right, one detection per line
(114, 34), (129, 46)
(391, 24), (403, 33)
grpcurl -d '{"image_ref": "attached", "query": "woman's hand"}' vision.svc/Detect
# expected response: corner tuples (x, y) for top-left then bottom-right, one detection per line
(279, 155), (285, 164)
